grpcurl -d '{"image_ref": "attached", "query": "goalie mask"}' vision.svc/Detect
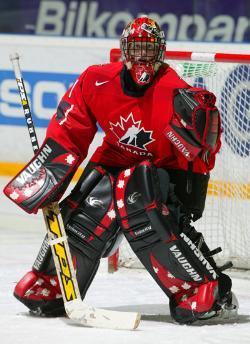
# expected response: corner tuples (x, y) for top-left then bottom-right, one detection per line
(120, 17), (166, 86)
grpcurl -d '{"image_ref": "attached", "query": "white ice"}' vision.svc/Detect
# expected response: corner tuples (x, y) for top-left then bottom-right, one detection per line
(0, 177), (250, 344)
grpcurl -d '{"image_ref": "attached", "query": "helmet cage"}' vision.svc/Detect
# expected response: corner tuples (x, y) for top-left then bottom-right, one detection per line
(120, 18), (166, 85)
(121, 36), (165, 64)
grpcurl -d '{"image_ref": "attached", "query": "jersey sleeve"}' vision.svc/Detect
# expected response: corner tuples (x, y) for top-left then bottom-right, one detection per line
(45, 68), (97, 165)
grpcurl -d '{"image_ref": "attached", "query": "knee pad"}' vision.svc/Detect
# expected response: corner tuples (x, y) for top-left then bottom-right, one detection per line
(64, 166), (120, 259)
(60, 166), (120, 297)
(115, 160), (236, 323)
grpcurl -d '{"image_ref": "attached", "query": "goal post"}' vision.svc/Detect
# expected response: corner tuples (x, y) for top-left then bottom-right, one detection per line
(108, 49), (250, 272)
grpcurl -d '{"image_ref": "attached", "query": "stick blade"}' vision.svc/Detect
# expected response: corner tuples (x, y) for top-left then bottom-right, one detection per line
(65, 300), (141, 330)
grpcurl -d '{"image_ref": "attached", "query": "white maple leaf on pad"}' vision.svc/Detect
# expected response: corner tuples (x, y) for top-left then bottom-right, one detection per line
(182, 282), (191, 290)
(124, 169), (131, 177)
(41, 288), (50, 297)
(10, 191), (19, 200)
(169, 286), (179, 294)
(117, 180), (125, 189)
(117, 200), (124, 209)
(107, 209), (116, 219)
(66, 154), (75, 165)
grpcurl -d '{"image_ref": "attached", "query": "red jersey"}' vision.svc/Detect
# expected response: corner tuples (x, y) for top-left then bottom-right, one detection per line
(46, 62), (218, 173)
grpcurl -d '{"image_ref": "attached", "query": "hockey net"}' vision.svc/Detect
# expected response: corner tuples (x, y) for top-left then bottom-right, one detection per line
(108, 49), (250, 271)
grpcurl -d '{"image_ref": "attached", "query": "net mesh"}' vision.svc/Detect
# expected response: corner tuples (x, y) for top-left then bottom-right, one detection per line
(113, 59), (250, 270)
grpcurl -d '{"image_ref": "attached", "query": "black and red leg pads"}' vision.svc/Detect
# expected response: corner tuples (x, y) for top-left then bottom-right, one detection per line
(115, 160), (232, 323)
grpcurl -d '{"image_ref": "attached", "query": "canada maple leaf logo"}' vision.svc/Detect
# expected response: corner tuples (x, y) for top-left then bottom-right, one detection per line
(109, 113), (155, 150)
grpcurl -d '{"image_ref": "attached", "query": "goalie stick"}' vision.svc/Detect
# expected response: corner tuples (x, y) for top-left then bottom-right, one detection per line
(10, 53), (141, 330)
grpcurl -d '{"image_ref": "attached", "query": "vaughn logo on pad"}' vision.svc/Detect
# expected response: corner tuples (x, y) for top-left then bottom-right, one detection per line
(4, 138), (79, 214)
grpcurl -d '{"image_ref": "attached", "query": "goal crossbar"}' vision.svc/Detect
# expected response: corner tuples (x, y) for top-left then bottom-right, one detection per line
(110, 48), (250, 63)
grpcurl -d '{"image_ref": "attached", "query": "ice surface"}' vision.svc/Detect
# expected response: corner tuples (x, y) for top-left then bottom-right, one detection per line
(0, 177), (250, 344)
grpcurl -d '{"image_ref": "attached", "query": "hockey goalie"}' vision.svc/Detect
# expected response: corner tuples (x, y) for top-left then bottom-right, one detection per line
(4, 16), (238, 324)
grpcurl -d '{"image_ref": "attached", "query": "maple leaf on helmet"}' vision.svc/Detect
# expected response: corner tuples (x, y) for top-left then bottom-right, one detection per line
(120, 16), (166, 86)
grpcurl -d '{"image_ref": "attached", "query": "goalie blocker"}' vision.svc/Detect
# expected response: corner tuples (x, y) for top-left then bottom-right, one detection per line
(115, 161), (238, 323)
(4, 137), (79, 214)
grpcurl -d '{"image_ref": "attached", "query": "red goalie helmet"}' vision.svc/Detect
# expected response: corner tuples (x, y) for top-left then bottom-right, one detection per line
(120, 16), (166, 86)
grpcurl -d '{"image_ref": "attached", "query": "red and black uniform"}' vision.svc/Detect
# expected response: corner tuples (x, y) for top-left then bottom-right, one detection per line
(10, 15), (237, 324)
(47, 61), (220, 220)
(12, 62), (224, 320)
(48, 61), (218, 174)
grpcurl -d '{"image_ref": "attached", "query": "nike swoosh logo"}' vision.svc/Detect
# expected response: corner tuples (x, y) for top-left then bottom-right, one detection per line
(95, 80), (109, 86)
